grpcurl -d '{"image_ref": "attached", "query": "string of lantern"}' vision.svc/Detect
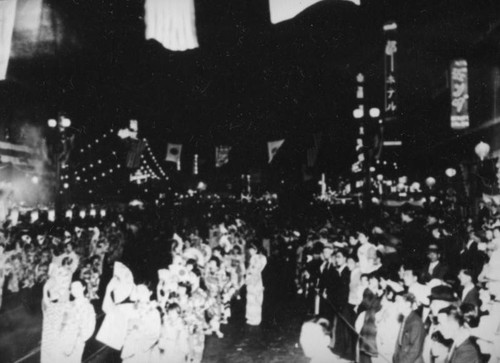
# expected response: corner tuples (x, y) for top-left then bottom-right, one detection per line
(143, 138), (168, 179)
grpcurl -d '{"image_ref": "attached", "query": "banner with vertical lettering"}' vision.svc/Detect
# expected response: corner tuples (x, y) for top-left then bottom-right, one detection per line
(450, 59), (470, 130)
(383, 22), (398, 122)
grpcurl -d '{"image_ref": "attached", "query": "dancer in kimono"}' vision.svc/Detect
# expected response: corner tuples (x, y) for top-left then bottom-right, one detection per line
(41, 278), (68, 363)
(186, 272), (209, 363)
(156, 303), (189, 363)
(121, 285), (161, 363)
(204, 256), (224, 337)
(59, 281), (96, 363)
(245, 244), (267, 326)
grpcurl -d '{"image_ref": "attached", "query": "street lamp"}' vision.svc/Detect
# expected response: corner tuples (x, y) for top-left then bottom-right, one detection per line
(353, 106), (381, 207)
(48, 114), (74, 220)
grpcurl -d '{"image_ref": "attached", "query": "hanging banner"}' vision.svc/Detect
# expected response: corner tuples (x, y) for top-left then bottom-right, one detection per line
(165, 143), (182, 164)
(126, 139), (145, 169)
(215, 146), (231, 168)
(268, 0), (359, 24)
(450, 59), (470, 130)
(383, 22), (398, 122)
(144, 0), (198, 51)
(268, 139), (284, 163)
(0, 0), (17, 80)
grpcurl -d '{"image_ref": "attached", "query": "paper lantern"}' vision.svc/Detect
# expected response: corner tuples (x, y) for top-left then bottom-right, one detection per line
(425, 177), (436, 188)
(475, 142), (490, 161)
(445, 168), (457, 177)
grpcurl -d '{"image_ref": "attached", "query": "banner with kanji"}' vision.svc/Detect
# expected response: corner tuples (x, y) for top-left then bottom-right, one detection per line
(383, 22), (398, 121)
(126, 139), (145, 169)
(450, 59), (469, 130)
(215, 146), (231, 168)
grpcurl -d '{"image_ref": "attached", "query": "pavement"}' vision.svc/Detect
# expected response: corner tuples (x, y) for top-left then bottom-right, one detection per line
(0, 261), (313, 363)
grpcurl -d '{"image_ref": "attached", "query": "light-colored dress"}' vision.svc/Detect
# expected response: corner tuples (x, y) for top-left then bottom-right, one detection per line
(245, 254), (267, 326)
(58, 298), (96, 363)
(121, 303), (161, 363)
(155, 317), (189, 363)
(41, 301), (66, 363)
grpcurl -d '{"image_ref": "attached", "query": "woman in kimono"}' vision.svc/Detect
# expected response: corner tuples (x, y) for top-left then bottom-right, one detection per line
(156, 303), (189, 363)
(121, 284), (161, 363)
(245, 244), (267, 326)
(59, 281), (96, 363)
(186, 272), (209, 363)
(41, 277), (68, 363)
(204, 257), (224, 337)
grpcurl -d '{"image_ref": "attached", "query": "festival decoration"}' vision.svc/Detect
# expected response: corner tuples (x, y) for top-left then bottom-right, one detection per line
(426, 177), (436, 188)
(165, 143), (182, 170)
(215, 146), (231, 168)
(268, 139), (284, 163)
(384, 21), (398, 121)
(445, 168), (457, 177)
(268, 0), (359, 24)
(144, 0), (199, 51)
(450, 59), (470, 130)
(0, 0), (16, 80)
(475, 141), (490, 161)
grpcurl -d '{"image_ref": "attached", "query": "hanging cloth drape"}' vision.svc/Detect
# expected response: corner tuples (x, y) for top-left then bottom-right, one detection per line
(269, 0), (360, 24)
(144, 0), (198, 51)
(0, 0), (17, 80)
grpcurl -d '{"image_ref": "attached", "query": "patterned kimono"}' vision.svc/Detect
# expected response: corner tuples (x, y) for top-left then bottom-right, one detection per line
(204, 269), (224, 333)
(185, 288), (209, 363)
(245, 254), (267, 326)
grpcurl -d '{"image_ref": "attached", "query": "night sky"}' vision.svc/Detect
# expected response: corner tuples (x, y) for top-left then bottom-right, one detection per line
(1, 0), (500, 183)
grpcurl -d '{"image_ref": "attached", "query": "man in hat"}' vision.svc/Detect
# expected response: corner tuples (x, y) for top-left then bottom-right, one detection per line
(460, 231), (485, 281)
(458, 269), (480, 308)
(423, 285), (457, 363)
(421, 243), (449, 284)
(393, 293), (426, 363)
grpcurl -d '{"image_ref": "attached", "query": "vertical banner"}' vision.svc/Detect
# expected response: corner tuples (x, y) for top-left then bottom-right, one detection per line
(0, 0), (18, 80)
(215, 146), (231, 168)
(383, 22), (398, 122)
(450, 59), (470, 130)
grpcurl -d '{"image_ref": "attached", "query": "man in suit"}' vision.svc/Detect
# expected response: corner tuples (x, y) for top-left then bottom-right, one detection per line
(331, 248), (354, 361)
(437, 305), (481, 363)
(421, 243), (449, 283)
(460, 232), (485, 281)
(393, 293), (426, 363)
(317, 243), (337, 320)
(458, 269), (480, 308)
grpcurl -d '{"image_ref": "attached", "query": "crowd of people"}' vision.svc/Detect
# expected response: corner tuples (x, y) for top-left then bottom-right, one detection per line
(297, 200), (500, 363)
(2, 192), (500, 363)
